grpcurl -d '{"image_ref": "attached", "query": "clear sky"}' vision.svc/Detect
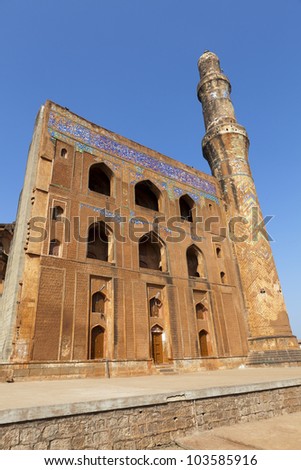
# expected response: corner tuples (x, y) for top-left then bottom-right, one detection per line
(1, 0), (300, 338)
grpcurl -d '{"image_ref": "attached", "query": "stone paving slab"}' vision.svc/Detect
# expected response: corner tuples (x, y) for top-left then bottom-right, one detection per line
(176, 412), (301, 450)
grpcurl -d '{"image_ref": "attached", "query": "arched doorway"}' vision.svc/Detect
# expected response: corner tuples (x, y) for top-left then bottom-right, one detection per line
(91, 325), (105, 359)
(151, 325), (164, 364)
(199, 329), (209, 357)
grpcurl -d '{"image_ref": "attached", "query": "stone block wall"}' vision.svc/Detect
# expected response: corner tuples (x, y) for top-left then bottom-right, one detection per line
(1, 385), (301, 450)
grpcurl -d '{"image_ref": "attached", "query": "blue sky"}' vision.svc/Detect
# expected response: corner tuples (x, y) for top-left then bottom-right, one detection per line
(1, 0), (301, 338)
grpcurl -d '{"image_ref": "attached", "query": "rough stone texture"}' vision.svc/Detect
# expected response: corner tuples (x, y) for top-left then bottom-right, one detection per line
(1, 385), (301, 450)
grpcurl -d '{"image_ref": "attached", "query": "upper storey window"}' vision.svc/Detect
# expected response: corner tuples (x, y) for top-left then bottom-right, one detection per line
(87, 222), (113, 262)
(89, 163), (112, 196)
(52, 206), (64, 221)
(186, 245), (207, 278)
(135, 180), (160, 211)
(139, 231), (167, 271)
(49, 239), (61, 257)
(179, 194), (194, 222)
(60, 148), (68, 158)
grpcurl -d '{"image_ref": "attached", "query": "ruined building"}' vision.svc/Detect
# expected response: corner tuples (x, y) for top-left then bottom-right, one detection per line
(1, 51), (300, 380)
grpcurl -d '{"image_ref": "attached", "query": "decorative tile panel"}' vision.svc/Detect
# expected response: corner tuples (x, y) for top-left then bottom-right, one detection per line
(48, 106), (217, 200)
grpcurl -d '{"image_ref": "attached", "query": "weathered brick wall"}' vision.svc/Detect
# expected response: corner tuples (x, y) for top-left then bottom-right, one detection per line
(1, 386), (301, 450)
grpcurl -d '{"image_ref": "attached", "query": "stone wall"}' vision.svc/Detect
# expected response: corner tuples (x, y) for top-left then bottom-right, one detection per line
(1, 385), (301, 450)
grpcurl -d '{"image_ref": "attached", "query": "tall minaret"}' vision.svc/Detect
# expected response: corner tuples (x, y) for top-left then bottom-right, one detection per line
(197, 51), (301, 364)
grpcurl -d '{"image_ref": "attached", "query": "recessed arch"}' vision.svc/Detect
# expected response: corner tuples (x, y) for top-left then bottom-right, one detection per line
(149, 296), (162, 317)
(60, 148), (68, 158)
(52, 206), (64, 221)
(186, 245), (206, 278)
(49, 239), (61, 256)
(90, 325), (105, 359)
(196, 302), (207, 320)
(151, 324), (164, 364)
(216, 246), (222, 258)
(89, 162), (112, 196)
(87, 221), (113, 262)
(92, 291), (106, 313)
(179, 194), (195, 222)
(220, 271), (226, 284)
(199, 329), (209, 357)
(135, 180), (161, 211)
(139, 231), (167, 271)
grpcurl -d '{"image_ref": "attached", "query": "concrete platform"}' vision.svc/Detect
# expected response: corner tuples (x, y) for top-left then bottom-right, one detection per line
(1, 367), (301, 450)
(1, 366), (301, 424)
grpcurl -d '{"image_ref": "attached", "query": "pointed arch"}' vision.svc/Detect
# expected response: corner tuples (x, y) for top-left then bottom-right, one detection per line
(216, 246), (222, 258)
(49, 239), (61, 256)
(51, 206), (64, 221)
(139, 231), (167, 271)
(89, 162), (112, 196)
(199, 329), (209, 357)
(90, 325), (105, 359)
(92, 291), (106, 313)
(179, 194), (195, 222)
(149, 296), (162, 317)
(87, 221), (113, 262)
(186, 245), (206, 278)
(151, 324), (164, 364)
(196, 302), (207, 320)
(135, 180), (161, 211)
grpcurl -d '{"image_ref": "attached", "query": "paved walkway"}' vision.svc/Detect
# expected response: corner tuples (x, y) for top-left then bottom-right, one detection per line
(1, 366), (301, 425)
(175, 412), (301, 450)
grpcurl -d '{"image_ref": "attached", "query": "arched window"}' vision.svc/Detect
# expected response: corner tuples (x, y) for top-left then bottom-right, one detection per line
(52, 206), (64, 221)
(89, 163), (112, 196)
(87, 222), (112, 261)
(149, 296), (162, 317)
(139, 232), (167, 271)
(216, 246), (222, 258)
(196, 302), (207, 320)
(91, 325), (105, 359)
(199, 330), (209, 357)
(186, 245), (206, 278)
(179, 195), (194, 222)
(220, 271), (226, 284)
(135, 180), (160, 211)
(60, 148), (68, 158)
(92, 292), (105, 313)
(49, 239), (60, 256)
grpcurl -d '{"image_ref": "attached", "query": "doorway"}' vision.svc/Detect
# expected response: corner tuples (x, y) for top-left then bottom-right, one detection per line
(199, 329), (209, 357)
(151, 325), (164, 364)
(91, 325), (105, 359)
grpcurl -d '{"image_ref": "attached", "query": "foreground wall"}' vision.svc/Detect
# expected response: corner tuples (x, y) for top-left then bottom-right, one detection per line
(1, 382), (301, 450)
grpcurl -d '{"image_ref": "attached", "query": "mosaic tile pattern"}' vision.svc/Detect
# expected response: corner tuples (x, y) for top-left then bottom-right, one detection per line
(48, 107), (217, 197)
(79, 203), (193, 237)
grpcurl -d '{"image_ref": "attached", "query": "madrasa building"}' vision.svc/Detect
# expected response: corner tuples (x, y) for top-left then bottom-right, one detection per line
(1, 51), (300, 380)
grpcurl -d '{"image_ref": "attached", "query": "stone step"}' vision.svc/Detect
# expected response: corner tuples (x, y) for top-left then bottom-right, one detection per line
(156, 365), (178, 375)
(247, 349), (301, 365)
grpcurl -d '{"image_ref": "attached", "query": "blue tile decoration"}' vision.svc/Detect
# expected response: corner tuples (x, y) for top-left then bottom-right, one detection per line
(80, 203), (189, 237)
(48, 106), (218, 201)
